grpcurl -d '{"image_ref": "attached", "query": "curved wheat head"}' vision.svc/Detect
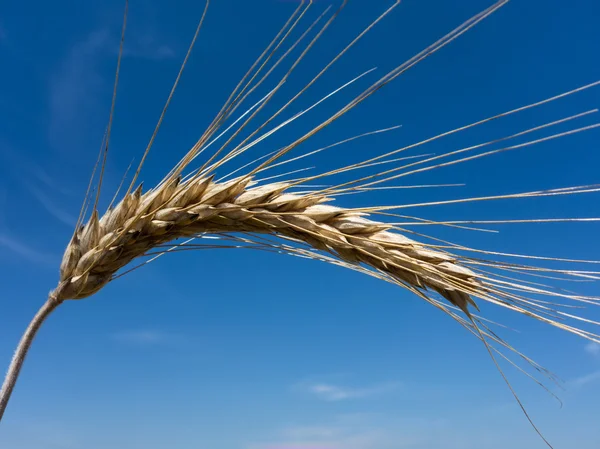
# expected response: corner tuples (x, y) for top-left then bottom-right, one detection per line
(2, 1), (599, 446)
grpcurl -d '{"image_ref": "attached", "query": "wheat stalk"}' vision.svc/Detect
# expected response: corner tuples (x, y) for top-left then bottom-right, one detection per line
(2, 1), (600, 445)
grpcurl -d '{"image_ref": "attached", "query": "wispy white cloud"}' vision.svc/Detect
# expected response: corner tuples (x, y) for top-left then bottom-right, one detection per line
(123, 34), (175, 60)
(297, 381), (401, 402)
(27, 184), (77, 227)
(0, 232), (55, 265)
(569, 370), (600, 388)
(282, 426), (344, 440)
(584, 342), (600, 357)
(247, 414), (431, 449)
(110, 329), (184, 346)
(0, 140), (77, 196)
(29, 165), (77, 196)
(0, 192), (50, 264)
(47, 27), (174, 150)
(249, 407), (543, 449)
(0, 141), (79, 227)
(249, 428), (394, 449)
(48, 29), (111, 150)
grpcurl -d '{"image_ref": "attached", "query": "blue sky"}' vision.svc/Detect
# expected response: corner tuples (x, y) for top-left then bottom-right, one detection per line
(1, 1), (600, 448)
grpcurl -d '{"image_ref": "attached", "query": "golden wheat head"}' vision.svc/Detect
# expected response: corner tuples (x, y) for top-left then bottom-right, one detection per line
(2, 1), (600, 447)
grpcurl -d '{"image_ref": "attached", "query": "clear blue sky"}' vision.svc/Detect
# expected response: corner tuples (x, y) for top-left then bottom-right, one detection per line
(1, 1), (600, 448)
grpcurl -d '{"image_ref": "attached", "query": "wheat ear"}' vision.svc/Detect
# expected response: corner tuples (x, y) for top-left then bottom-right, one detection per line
(2, 2), (600, 445)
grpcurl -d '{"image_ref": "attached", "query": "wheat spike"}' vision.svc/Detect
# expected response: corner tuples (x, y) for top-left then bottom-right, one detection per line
(2, 1), (600, 446)
(54, 176), (481, 316)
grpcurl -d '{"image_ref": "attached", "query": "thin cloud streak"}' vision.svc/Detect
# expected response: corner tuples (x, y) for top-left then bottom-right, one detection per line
(47, 27), (174, 151)
(298, 381), (401, 402)
(568, 370), (600, 388)
(110, 330), (185, 346)
(123, 34), (176, 60)
(0, 232), (56, 265)
(27, 184), (77, 227)
(584, 342), (600, 357)
(247, 415), (428, 449)
(48, 29), (111, 151)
